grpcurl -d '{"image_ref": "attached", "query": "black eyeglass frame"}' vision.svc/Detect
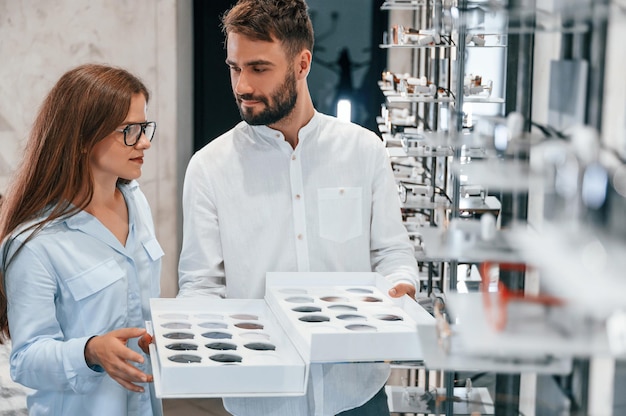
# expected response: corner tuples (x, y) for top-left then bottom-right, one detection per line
(115, 121), (157, 146)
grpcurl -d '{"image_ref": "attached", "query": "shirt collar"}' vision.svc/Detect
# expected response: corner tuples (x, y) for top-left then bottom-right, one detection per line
(246, 111), (321, 147)
(63, 181), (136, 230)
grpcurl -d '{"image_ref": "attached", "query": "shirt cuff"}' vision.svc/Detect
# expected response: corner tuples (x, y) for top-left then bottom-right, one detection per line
(82, 336), (104, 373)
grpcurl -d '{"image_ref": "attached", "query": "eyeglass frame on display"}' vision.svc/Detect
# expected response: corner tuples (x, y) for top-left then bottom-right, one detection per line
(479, 261), (564, 332)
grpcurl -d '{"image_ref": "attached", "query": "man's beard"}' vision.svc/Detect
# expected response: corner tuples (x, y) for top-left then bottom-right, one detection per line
(236, 70), (298, 126)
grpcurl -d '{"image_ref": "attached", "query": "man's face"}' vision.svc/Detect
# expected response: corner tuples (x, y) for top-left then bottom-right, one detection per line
(226, 32), (298, 126)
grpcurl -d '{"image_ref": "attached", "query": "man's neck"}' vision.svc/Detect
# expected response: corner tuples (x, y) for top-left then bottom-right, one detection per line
(269, 94), (315, 149)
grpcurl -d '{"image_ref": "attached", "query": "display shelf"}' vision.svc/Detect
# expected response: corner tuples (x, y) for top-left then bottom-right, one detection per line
(464, 33), (508, 48)
(379, 43), (455, 49)
(400, 196), (452, 211)
(464, 96), (505, 104)
(452, 159), (542, 191)
(380, 0), (429, 10)
(412, 218), (523, 264)
(379, 0), (623, 414)
(384, 92), (454, 104)
(417, 324), (574, 375)
(459, 4), (591, 35)
(445, 292), (612, 358)
(512, 222), (626, 321)
(385, 385), (494, 415)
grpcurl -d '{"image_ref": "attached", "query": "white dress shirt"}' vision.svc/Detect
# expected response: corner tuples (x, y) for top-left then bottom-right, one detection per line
(179, 111), (419, 415)
(3, 181), (163, 416)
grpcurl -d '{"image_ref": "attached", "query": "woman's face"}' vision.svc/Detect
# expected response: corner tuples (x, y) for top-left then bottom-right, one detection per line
(90, 93), (151, 185)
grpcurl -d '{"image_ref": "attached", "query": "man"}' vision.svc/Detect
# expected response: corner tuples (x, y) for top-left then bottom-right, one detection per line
(178, 0), (419, 414)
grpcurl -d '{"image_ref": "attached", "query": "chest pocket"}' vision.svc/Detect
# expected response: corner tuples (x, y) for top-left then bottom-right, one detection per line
(65, 258), (124, 301)
(318, 187), (363, 243)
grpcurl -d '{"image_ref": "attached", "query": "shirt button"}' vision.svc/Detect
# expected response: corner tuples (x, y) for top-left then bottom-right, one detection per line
(339, 188), (345, 195)
(297, 234), (303, 240)
(295, 194), (301, 200)
(291, 155), (296, 161)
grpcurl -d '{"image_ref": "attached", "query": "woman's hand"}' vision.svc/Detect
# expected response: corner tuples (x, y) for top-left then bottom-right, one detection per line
(388, 282), (416, 300)
(84, 328), (153, 393)
(138, 332), (153, 355)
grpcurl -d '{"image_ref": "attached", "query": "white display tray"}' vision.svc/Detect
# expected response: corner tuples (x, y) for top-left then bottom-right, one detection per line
(265, 272), (435, 362)
(149, 298), (308, 398)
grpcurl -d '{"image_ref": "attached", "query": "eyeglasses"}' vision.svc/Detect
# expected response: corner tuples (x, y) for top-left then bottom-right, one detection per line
(115, 121), (157, 146)
(433, 297), (452, 354)
(398, 180), (431, 204)
(479, 261), (564, 331)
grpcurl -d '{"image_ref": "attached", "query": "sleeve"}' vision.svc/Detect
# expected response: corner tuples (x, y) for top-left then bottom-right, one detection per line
(368, 140), (420, 289)
(5, 244), (104, 393)
(177, 154), (227, 298)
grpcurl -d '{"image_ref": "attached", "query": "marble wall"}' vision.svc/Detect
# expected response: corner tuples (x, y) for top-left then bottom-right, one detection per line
(0, 0), (193, 297)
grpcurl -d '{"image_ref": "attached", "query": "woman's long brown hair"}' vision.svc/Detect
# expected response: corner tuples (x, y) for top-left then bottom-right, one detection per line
(0, 64), (149, 342)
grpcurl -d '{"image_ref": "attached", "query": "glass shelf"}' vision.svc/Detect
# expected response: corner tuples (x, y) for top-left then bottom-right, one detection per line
(379, 42), (455, 49)
(385, 93), (454, 104)
(380, 0), (430, 11)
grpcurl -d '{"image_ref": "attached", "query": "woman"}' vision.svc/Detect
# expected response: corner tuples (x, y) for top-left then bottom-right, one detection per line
(0, 64), (163, 415)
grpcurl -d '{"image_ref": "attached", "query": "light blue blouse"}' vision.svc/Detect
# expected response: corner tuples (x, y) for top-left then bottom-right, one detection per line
(3, 181), (163, 416)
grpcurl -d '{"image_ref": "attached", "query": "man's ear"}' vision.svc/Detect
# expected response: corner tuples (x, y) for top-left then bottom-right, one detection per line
(296, 49), (312, 79)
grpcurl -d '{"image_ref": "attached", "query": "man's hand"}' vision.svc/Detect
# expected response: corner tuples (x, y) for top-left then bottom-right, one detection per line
(84, 328), (153, 393)
(388, 282), (416, 300)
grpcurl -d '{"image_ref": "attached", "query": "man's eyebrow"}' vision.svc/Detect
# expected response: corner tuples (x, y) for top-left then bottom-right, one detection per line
(225, 59), (274, 67)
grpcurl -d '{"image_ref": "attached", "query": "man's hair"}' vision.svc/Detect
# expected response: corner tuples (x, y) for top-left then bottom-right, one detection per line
(221, 0), (314, 59)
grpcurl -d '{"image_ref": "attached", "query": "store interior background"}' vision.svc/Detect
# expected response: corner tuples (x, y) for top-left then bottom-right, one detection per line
(1, 0), (626, 415)
(0, 0), (392, 414)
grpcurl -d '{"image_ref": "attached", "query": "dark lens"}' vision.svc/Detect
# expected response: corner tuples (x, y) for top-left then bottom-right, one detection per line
(298, 315), (330, 323)
(244, 342), (276, 351)
(201, 331), (232, 339)
(209, 353), (242, 363)
(328, 304), (358, 312)
(375, 314), (404, 321)
(336, 314), (366, 321)
(166, 343), (198, 351)
(234, 322), (264, 330)
(163, 332), (194, 340)
(168, 354), (202, 363)
(292, 306), (322, 313)
(206, 342), (237, 351)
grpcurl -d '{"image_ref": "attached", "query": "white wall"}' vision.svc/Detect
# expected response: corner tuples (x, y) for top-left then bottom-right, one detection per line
(0, 0), (193, 297)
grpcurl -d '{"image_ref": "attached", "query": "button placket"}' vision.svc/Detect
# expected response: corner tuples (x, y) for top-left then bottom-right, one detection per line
(289, 149), (309, 271)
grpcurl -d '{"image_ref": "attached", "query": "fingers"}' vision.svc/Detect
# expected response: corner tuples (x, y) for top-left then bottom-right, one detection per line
(85, 328), (154, 392)
(111, 373), (151, 393)
(110, 327), (148, 341)
(138, 333), (153, 355)
(106, 359), (152, 392)
(389, 283), (416, 299)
